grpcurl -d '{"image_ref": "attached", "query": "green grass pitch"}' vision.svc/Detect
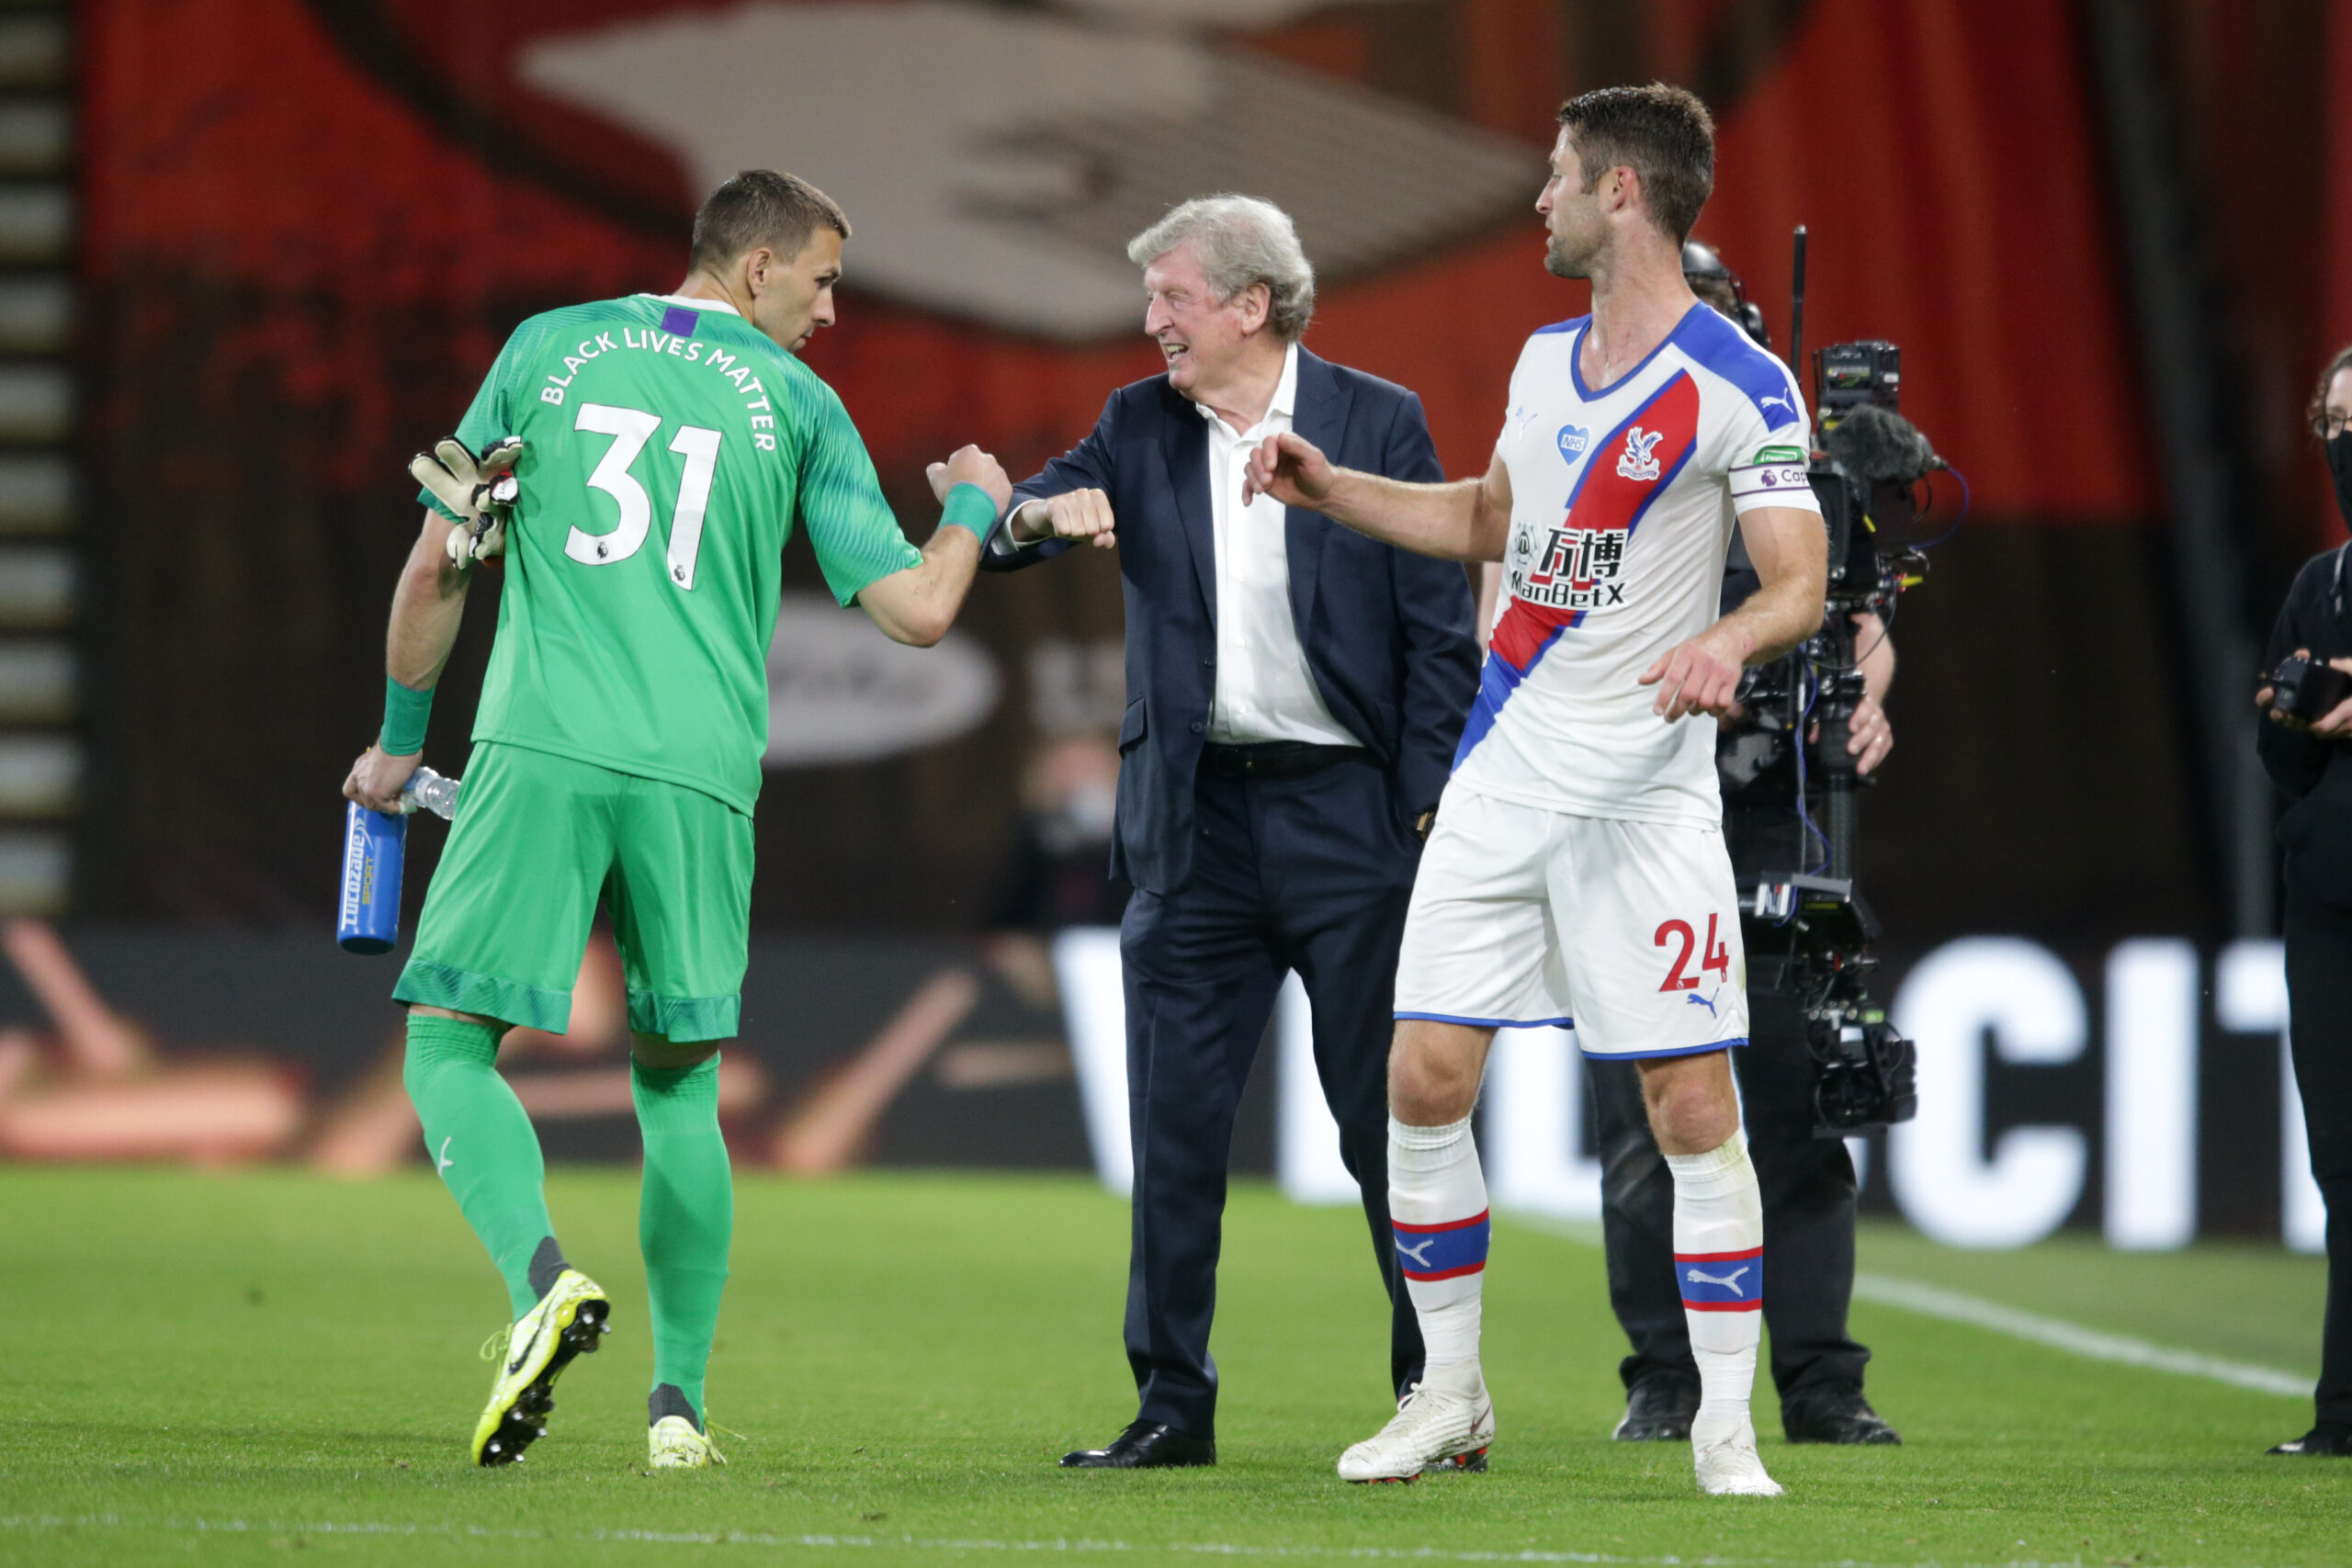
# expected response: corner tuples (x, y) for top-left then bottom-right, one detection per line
(1, 1168), (2346, 1566)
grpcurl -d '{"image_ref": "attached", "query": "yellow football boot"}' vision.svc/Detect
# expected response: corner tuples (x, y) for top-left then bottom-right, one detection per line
(469, 1269), (611, 1466)
(648, 1415), (727, 1470)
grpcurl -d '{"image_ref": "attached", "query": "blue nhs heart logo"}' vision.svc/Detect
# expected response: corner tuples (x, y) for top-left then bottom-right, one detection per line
(1556, 425), (1590, 461)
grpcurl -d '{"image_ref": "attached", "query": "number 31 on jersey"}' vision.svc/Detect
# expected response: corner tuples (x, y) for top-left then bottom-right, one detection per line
(570, 401), (723, 591)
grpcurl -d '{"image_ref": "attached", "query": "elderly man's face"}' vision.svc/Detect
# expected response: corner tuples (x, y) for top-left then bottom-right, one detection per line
(1142, 244), (1259, 398)
(1537, 129), (1608, 279)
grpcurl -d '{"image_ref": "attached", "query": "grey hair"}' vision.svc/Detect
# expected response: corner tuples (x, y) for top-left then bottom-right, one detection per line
(1126, 195), (1316, 343)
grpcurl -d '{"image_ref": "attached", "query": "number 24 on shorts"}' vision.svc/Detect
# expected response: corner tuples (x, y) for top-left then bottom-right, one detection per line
(1656, 914), (1730, 993)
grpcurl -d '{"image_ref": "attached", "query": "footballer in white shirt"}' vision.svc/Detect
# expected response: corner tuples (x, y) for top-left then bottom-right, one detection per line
(1244, 84), (1826, 1497)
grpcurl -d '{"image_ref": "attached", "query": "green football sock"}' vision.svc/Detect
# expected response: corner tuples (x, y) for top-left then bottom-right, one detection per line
(402, 1014), (556, 1318)
(633, 1054), (732, 1427)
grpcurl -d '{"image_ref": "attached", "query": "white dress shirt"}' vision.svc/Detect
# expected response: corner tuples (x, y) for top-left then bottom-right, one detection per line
(1201, 344), (1358, 748)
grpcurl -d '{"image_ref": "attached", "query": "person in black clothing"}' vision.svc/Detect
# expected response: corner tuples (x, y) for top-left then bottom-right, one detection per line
(2256, 343), (2352, 1458)
(1589, 242), (1901, 1446)
(989, 735), (1134, 934)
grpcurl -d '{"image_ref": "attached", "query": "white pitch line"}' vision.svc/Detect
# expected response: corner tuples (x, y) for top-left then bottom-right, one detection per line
(1517, 1217), (2314, 1400)
(0, 1516), (2129, 1568)
(1850, 1274), (2311, 1398)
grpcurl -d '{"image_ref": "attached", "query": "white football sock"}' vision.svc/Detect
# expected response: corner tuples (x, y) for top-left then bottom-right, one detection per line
(1667, 1129), (1764, 1441)
(1388, 1114), (1488, 1379)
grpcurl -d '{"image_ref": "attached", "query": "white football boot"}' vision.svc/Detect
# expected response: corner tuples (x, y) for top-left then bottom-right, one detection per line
(1336, 1365), (1495, 1483)
(649, 1416), (727, 1470)
(1691, 1408), (1782, 1496)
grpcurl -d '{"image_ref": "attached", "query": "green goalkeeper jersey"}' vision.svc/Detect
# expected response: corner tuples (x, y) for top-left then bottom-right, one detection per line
(422, 294), (922, 815)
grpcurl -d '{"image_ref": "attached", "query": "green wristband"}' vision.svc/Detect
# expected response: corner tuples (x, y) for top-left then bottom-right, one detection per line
(939, 482), (1000, 543)
(381, 675), (434, 756)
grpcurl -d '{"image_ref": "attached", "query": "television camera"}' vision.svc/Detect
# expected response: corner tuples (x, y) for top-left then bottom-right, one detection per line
(1731, 230), (1959, 1137)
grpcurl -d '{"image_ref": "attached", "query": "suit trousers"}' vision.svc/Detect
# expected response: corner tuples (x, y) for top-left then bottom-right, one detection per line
(1588, 985), (1871, 1402)
(2285, 878), (2352, 1428)
(1117, 752), (1426, 1438)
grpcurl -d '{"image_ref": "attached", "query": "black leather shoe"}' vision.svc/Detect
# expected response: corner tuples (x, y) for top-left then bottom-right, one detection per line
(1782, 1380), (1901, 1445)
(1059, 1420), (1216, 1469)
(2267, 1422), (2352, 1455)
(1611, 1374), (1700, 1441)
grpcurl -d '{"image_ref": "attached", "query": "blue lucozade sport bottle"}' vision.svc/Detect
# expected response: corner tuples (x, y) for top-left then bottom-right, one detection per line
(336, 803), (406, 954)
(336, 768), (460, 955)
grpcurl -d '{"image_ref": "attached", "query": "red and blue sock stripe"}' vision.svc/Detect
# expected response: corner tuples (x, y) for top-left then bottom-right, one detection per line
(1394, 1209), (1490, 1282)
(1675, 1247), (1763, 1311)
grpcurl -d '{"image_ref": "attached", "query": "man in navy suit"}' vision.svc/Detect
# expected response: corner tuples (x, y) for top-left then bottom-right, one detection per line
(983, 196), (1479, 1469)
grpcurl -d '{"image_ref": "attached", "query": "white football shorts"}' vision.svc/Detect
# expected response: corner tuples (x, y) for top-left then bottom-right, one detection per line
(1393, 785), (1750, 1058)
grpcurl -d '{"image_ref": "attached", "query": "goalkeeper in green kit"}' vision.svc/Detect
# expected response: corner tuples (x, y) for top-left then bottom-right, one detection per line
(341, 171), (1011, 1470)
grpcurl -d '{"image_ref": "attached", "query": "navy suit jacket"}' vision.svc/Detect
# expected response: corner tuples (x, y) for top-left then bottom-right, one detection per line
(982, 347), (1480, 895)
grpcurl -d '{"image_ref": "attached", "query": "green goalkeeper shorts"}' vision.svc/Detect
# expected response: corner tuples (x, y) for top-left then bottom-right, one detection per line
(393, 741), (753, 1043)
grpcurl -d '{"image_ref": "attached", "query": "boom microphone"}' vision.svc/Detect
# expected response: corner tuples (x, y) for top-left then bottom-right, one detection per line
(1821, 403), (1946, 486)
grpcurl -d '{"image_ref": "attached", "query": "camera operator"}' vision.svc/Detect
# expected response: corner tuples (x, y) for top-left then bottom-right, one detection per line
(1589, 241), (1899, 1446)
(2255, 344), (2352, 1458)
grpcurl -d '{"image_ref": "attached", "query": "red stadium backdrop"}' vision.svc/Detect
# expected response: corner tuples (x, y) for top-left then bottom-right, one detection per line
(67, 0), (2341, 943)
(81, 0), (2159, 521)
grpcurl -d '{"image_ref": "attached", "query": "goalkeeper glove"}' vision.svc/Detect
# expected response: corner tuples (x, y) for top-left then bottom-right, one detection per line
(411, 435), (524, 566)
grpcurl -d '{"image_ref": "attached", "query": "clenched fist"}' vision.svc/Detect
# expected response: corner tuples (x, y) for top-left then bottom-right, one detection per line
(1009, 489), (1116, 550)
(1241, 431), (1335, 509)
(925, 444), (1013, 516)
